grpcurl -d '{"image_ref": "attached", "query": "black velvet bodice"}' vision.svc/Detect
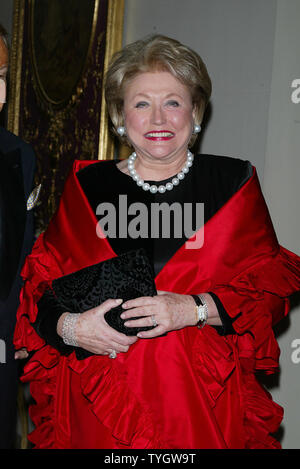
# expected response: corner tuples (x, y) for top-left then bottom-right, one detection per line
(77, 155), (252, 277)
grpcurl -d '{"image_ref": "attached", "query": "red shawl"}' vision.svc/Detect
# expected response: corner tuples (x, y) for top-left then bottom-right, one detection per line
(14, 159), (300, 449)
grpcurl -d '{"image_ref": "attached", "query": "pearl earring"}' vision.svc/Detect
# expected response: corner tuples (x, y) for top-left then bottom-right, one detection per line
(193, 124), (201, 134)
(117, 126), (126, 137)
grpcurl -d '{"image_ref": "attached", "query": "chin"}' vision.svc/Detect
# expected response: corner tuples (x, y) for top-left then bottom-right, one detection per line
(140, 146), (186, 161)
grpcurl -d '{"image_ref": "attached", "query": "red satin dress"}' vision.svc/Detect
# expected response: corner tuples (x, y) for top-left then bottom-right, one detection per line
(14, 157), (300, 449)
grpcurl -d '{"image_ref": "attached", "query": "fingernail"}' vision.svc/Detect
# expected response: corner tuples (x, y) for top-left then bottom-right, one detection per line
(122, 303), (127, 308)
(115, 299), (123, 304)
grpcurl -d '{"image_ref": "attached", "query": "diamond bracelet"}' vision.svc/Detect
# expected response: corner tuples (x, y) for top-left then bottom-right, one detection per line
(61, 313), (80, 346)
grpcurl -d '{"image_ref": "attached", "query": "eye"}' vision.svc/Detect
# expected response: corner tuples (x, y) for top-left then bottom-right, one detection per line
(135, 101), (149, 108)
(166, 100), (180, 107)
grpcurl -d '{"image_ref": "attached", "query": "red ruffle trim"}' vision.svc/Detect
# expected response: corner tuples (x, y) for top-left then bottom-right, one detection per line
(21, 346), (168, 449)
(14, 234), (167, 448)
(191, 328), (236, 407)
(21, 332), (284, 449)
(212, 246), (300, 373)
(203, 244), (300, 448)
(241, 370), (283, 449)
(20, 347), (61, 448)
(68, 355), (167, 448)
(14, 233), (62, 352)
(192, 328), (283, 449)
(235, 246), (300, 298)
(15, 242), (298, 449)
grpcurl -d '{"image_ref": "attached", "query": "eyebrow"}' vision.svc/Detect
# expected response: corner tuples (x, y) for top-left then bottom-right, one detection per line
(132, 92), (184, 100)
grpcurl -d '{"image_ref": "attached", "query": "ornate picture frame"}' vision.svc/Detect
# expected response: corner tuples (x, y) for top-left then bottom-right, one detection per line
(7, 0), (124, 233)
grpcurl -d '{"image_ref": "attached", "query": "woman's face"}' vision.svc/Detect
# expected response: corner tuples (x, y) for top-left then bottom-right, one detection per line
(123, 71), (195, 163)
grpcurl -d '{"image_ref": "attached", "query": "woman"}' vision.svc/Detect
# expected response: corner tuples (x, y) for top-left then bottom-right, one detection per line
(14, 35), (300, 449)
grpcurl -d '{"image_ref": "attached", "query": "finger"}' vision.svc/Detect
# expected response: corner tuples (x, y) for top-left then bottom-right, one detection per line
(124, 316), (154, 328)
(122, 296), (155, 309)
(103, 323), (139, 345)
(105, 339), (131, 353)
(107, 346), (129, 356)
(102, 316), (140, 342)
(121, 306), (154, 320)
(136, 325), (165, 339)
(98, 298), (124, 313)
(75, 336), (130, 356)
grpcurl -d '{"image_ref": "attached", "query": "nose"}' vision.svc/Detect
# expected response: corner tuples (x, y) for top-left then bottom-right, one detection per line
(150, 104), (166, 125)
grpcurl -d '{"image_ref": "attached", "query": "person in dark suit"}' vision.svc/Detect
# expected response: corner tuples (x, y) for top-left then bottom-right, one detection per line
(0, 23), (36, 449)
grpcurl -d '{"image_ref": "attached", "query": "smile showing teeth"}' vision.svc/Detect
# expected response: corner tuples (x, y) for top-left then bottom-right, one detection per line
(145, 131), (174, 138)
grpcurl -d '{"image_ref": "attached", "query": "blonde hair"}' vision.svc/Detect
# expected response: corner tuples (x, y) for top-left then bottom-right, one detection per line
(104, 35), (212, 146)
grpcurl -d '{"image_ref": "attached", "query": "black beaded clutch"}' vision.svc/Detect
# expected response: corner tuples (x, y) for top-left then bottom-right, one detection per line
(52, 248), (157, 339)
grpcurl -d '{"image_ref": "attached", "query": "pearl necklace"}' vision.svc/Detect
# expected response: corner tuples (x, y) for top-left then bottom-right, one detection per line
(127, 150), (194, 193)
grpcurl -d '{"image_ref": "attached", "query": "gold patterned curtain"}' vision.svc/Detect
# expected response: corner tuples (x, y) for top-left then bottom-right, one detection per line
(8, 0), (124, 234)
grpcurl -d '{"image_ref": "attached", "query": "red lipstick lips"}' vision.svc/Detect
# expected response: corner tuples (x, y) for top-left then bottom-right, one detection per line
(144, 130), (175, 141)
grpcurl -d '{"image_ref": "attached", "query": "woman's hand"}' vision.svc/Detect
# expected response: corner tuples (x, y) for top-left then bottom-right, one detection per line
(120, 291), (222, 338)
(120, 291), (198, 338)
(57, 298), (138, 356)
(15, 348), (29, 360)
